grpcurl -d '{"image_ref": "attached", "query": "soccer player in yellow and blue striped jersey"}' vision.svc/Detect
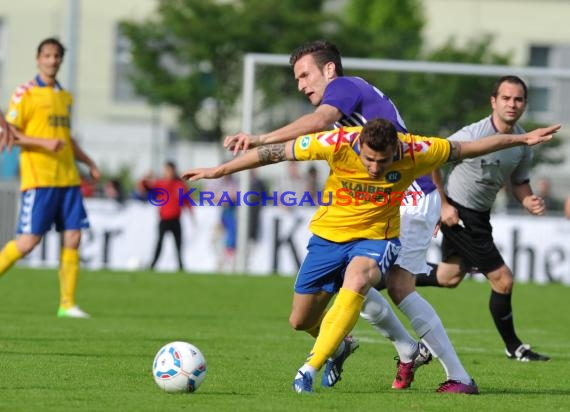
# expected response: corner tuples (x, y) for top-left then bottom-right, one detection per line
(0, 38), (101, 318)
(181, 118), (559, 394)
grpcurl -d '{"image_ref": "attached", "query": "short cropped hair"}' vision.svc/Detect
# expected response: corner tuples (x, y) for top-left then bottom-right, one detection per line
(165, 161), (178, 173)
(37, 37), (66, 58)
(359, 119), (399, 152)
(289, 40), (343, 76)
(491, 75), (527, 100)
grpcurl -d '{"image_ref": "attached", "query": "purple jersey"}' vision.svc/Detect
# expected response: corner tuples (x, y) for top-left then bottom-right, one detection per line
(321, 76), (435, 195)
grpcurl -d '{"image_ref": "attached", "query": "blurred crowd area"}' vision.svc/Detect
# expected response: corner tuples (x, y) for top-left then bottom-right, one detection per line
(2, 148), (569, 218)
(74, 162), (323, 208)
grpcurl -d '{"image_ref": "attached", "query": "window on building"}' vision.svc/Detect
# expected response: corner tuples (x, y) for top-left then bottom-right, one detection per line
(528, 87), (549, 113)
(527, 45), (551, 115)
(113, 25), (143, 102)
(528, 46), (550, 67)
(526, 45), (569, 124)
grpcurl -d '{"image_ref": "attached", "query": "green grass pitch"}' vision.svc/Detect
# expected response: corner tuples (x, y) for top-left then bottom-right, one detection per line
(0, 267), (568, 411)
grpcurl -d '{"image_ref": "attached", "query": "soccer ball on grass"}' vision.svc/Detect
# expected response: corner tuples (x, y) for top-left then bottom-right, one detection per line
(152, 341), (207, 393)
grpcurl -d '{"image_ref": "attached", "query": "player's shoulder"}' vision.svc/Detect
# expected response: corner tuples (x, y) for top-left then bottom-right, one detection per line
(309, 126), (361, 151)
(448, 116), (493, 141)
(10, 79), (37, 104)
(398, 132), (440, 156)
(467, 116), (494, 133)
(328, 76), (367, 90)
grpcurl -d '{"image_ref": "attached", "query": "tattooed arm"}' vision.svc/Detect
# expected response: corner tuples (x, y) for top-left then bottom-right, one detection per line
(258, 143), (290, 164)
(447, 141), (462, 162)
(181, 141), (295, 181)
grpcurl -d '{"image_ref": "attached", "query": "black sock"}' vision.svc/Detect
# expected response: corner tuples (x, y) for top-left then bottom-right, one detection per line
(414, 263), (441, 287)
(489, 290), (522, 353)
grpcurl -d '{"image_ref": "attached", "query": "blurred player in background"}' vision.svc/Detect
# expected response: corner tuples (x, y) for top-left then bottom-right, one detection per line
(185, 119), (558, 394)
(144, 161), (194, 271)
(0, 38), (100, 318)
(416, 76), (550, 361)
(225, 40), (471, 392)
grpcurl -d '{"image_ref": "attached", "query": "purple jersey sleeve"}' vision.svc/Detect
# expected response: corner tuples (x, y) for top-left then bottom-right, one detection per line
(321, 77), (407, 133)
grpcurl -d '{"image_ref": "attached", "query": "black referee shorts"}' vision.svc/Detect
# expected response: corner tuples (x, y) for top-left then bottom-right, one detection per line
(440, 197), (505, 275)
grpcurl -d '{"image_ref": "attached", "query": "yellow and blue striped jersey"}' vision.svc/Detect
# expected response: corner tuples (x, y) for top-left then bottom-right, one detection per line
(292, 126), (450, 242)
(6, 75), (80, 190)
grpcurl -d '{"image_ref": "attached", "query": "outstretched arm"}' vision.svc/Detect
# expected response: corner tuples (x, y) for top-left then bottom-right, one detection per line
(448, 124), (561, 162)
(223, 104), (340, 154)
(182, 141), (295, 182)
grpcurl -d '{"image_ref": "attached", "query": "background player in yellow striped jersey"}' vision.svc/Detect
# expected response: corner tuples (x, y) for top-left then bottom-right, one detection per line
(0, 38), (100, 318)
(182, 119), (559, 394)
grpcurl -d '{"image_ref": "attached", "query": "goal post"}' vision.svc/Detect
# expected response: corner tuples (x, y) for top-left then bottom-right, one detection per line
(235, 53), (570, 273)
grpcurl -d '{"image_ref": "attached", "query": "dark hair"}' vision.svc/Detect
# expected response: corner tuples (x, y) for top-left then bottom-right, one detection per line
(491, 75), (527, 100)
(289, 40), (343, 76)
(359, 119), (399, 152)
(165, 161), (178, 173)
(37, 37), (66, 58)
(165, 161), (181, 180)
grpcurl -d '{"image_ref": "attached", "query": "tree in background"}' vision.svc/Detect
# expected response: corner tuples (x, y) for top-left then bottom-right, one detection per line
(120, 0), (338, 141)
(339, 0), (424, 60)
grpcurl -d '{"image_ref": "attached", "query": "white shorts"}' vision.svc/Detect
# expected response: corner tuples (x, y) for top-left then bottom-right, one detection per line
(394, 189), (441, 275)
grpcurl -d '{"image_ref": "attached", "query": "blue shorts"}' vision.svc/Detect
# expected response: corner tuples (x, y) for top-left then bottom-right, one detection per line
(294, 235), (401, 294)
(17, 186), (89, 235)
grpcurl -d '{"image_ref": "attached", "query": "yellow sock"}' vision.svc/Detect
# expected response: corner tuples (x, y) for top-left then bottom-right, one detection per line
(59, 248), (80, 309)
(305, 309), (328, 338)
(0, 240), (23, 276)
(306, 288), (365, 370)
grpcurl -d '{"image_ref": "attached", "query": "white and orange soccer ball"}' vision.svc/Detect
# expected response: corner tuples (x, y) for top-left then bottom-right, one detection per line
(152, 341), (207, 393)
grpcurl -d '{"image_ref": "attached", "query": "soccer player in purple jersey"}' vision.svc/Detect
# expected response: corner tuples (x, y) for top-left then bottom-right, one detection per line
(224, 41), (475, 393)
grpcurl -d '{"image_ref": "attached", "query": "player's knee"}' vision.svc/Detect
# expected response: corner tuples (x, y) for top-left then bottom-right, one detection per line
(440, 274), (463, 288)
(16, 236), (41, 255)
(503, 276), (514, 291)
(386, 268), (415, 304)
(63, 230), (82, 248)
(386, 285), (407, 305)
(490, 266), (514, 292)
(344, 272), (375, 295)
(288, 315), (311, 331)
(499, 274), (514, 291)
